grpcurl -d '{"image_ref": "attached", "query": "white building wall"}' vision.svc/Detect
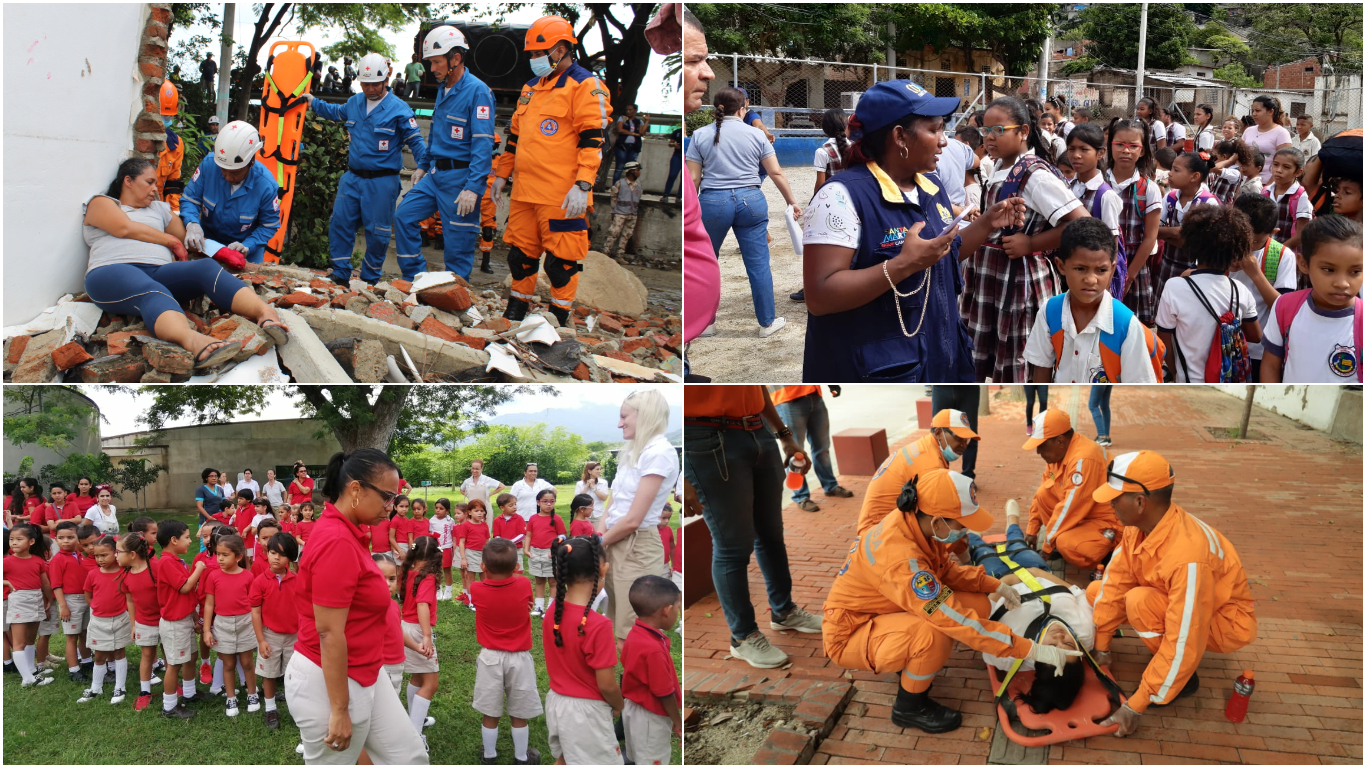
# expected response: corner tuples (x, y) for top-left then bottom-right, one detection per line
(1211, 385), (1343, 432)
(3, 4), (150, 326)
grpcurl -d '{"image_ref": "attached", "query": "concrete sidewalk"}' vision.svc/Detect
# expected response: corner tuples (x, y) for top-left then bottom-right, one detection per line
(683, 386), (1363, 765)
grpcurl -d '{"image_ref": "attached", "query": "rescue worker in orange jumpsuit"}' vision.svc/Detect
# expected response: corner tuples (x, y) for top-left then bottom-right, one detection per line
(156, 79), (183, 201)
(477, 131), (503, 274)
(1087, 450), (1256, 737)
(491, 15), (612, 326)
(1022, 409), (1122, 571)
(824, 469), (1081, 733)
(857, 409), (980, 536)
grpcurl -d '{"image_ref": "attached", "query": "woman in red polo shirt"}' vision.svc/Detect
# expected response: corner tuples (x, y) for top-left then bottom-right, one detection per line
(285, 449), (428, 765)
(289, 464), (316, 506)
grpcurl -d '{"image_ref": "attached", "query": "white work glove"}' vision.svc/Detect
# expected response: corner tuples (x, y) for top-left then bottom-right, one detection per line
(561, 184), (589, 218)
(491, 176), (508, 205)
(410, 168), (426, 186)
(991, 583), (1022, 611)
(1026, 640), (1083, 675)
(226, 241), (249, 254)
(185, 222), (206, 253)
(455, 189), (478, 217)
(1099, 702), (1142, 737)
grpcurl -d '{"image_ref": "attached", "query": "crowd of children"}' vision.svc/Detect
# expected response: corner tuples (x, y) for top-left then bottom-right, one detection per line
(3, 472), (685, 765)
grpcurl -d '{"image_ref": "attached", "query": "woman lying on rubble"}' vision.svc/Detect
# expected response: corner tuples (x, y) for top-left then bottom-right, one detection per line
(81, 158), (289, 369)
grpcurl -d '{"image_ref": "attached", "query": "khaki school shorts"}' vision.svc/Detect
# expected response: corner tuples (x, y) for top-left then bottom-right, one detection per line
(134, 621), (161, 647)
(255, 628), (296, 677)
(528, 547), (554, 578)
(472, 648), (544, 720)
(465, 548), (484, 574)
(87, 613), (132, 651)
(546, 689), (624, 765)
(37, 601), (59, 637)
(402, 620), (438, 674)
(211, 613), (256, 655)
(159, 616), (196, 663)
(6, 589), (45, 625)
(624, 698), (674, 766)
(62, 594), (92, 636)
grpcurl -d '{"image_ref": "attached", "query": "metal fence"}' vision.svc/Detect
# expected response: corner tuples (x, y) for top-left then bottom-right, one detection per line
(704, 53), (1362, 137)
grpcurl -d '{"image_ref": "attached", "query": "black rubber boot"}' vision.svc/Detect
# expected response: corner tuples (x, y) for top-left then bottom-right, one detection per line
(480, 252), (494, 274)
(503, 297), (530, 322)
(549, 305), (570, 327)
(891, 686), (962, 733)
(1150, 672), (1199, 707)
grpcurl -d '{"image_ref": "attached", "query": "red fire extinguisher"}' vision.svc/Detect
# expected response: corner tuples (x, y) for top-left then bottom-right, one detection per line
(1225, 669), (1255, 722)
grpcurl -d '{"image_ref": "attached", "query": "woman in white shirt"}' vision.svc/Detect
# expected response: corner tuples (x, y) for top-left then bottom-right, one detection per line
(83, 486), (119, 536)
(600, 390), (680, 644)
(574, 462), (611, 533)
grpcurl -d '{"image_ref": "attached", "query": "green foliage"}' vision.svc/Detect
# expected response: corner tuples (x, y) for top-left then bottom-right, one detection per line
(3, 386), (103, 453)
(1079, 3), (1198, 71)
(881, 3), (1057, 78)
(3, 457), (36, 488)
(112, 458), (167, 513)
(135, 385), (271, 445)
(39, 453), (117, 494)
(295, 3), (438, 61)
(288, 111), (352, 269)
(1235, 3), (1363, 72)
(1060, 57), (1100, 77)
(692, 3), (888, 62)
(1188, 22), (1251, 68)
(1213, 61), (1260, 88)
(439, 423), (591, 489)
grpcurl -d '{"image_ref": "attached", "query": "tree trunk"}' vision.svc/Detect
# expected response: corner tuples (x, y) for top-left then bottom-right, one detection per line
(296, 386), (412, 453)
(234, 3), (292, 121)
(1238, 385), (1255, 439)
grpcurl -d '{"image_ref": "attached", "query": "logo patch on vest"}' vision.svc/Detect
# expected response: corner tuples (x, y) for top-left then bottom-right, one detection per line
(378, 139), (390, 150)
(922, 586), (952, 616)
(1329, 344), (1357, 378)
(241, 224), (251, 232)
(1090, 365), (1112, 384)
(1071, 471), (1084, 486)
(881, 226), (909, 248)
(477, 105), (490, 120)
(192, 167), (200, 182)
(936, 202), (952, 224)
(540, 118), (559, 136)
(911, 570), (941, 600)
(409, 117), (418, 129)
(451, 125), (465, 140)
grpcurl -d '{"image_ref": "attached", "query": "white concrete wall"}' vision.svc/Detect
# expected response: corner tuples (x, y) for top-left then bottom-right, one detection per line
(4, 4), (149, 326)
(1211, 385), (1344, 432)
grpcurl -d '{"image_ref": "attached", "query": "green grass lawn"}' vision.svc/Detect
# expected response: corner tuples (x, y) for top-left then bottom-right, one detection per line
(3, 506), (682, 764)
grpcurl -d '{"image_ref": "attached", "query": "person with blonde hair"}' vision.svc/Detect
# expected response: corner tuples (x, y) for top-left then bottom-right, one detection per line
(600, 390), (680, 646)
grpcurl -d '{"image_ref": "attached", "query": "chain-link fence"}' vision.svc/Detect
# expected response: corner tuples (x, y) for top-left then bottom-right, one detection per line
(703, 53), (1361, 138)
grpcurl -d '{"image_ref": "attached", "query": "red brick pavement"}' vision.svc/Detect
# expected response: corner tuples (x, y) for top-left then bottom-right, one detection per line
(684, 386), (1363, 765)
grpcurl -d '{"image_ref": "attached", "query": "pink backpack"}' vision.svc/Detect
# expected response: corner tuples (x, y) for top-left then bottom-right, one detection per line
(1273, 289), (1363, 381)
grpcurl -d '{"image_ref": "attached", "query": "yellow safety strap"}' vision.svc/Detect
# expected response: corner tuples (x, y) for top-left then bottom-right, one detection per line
(262, 71), (314, 187)
(994, 544), (1052, 698)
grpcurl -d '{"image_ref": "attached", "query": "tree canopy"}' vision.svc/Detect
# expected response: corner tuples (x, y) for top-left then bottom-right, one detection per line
(1077, 3), (1199, 72)
(1233, 3), (1363, 73)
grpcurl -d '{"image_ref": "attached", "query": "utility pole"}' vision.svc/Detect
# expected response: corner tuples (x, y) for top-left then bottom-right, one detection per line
(217, 3), (235, 126)
(1135, 2), (1149, 117)
(887, 22), (897, 77)
(1038, 31), (1052, 101)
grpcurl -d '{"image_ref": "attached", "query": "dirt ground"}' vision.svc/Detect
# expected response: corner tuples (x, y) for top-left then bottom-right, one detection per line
(683, 698), (801, 766)
(687, 166), (817, 382)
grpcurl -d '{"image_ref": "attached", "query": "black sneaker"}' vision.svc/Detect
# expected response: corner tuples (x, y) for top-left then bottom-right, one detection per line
(789, 289), (805, 302)
(69, 669), (91, 685)
(264, 709), (280, 730)
(482, 756), (497, 765)
(4, 662), (18, 676)
(891, 690), (962, 733)
(515, 747), (542, 765)
(161, 702), (196, 719)
(180, 691), (201, 705)
(1149, 672), (1199, 707)
(152, 659), (166, 673)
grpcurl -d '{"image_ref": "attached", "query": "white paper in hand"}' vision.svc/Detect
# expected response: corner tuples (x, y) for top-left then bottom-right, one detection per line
(784, 204), (803, 256)
(485, 343), (523, 378)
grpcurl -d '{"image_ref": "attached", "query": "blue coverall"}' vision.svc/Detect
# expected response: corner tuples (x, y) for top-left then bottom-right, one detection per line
(393, 69), (495, 280)
(311, 91), (430, 283)
(179, 156), (282, 264)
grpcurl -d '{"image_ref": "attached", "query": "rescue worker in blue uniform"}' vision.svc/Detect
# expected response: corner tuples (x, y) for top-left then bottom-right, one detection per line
(181, 120), (282, 264)
(303, 52), (430, 285)
(800, 80), (1029, 382)
(393, 25), (496, 281)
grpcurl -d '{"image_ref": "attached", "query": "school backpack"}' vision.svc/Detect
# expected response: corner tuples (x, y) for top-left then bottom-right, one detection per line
(998, 154), (1065, 247)
(1173, 276), (1251, 383)
(1260, 236), (1283, 282)
(1262, 184), (1310, 240)
(1089, 182), (1129, 298)
(1272, 289), (1364, 382)
(1045, 293), (1166, 383)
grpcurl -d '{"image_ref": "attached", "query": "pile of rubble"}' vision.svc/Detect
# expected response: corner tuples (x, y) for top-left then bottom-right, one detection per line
(3, 253), (682, 385)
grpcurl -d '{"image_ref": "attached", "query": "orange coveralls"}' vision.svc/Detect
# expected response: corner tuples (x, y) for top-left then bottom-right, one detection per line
(480, 133), (503, 255)
(824, 508), (1033, 693)
(857, 433), (950, 537)
(1027, 433), (1121, 569)
(493, 61), (611, 311)
(1085, 504), (1256, 712)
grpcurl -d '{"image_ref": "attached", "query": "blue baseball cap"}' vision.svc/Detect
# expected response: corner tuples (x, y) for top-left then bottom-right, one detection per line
(853, 80), (961, 136)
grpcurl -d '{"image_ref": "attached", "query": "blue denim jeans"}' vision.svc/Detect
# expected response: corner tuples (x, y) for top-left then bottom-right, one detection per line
(775, 395), (838, 503)
(1024, 385), (1050, 423)
(613, 146), (641, 182)
(684, 426), (796, 642)
(1089, 385), (1113, 438)
(930, 386), (980, 478)
(665, 153), (682, 198)
(967, 524), (1048, 577)
(698, 186), (775, 326)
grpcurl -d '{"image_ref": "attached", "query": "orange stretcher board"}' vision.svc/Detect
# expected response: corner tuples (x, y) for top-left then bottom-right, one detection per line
(256, 40), (316, 263)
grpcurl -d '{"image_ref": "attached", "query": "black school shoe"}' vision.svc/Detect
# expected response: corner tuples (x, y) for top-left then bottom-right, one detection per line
(515, 747), (541, 765)
(161, 702), (196, 719)
(264, 709), (280, 730)
(1149, 672), (1199, 707)
(891, 687), (962, 733)
(69, 669), (91, 684)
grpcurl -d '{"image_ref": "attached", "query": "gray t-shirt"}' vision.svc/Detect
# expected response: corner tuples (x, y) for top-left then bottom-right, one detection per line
(611, 178), (642, 215)
(934, 137), (976, 208)
(82, 195), (175, 273)
(684, 116), (774, 192)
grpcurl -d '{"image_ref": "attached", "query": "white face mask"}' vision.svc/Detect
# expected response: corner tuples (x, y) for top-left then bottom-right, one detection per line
(530, 47), (564, 78)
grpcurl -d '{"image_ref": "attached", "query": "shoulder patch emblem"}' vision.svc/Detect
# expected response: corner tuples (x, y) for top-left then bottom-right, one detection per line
(911, 570), (941, 600)
(477, 105), (490, 120)
(192, 167), (200, 182)
(923, 586), (952, 616)
(518, 94), (532, 106)
(408, 117), (418, 129)
(591, 88), (609, 99)
(1071, 471), (1084, 485)
(539, 118), (559, 136)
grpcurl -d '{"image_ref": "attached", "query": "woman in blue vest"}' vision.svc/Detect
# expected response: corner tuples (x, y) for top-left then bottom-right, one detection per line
(801, 80), (1027, 382)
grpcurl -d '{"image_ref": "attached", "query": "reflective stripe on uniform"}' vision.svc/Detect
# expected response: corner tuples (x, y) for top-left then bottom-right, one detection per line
(511, 289), (537, 300)
(1045, 459), (1086, 544)
(1095, 545), (1121, 605)
(902, 668), (936, 681)
(1155, 562), (1199, 703)
(938, 603), (1013, 646)
(1133, 629), (1163, 638)
(1189, 515), (1225, 560)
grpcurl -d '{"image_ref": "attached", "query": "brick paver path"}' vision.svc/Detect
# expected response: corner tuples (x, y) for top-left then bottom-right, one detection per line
(684, 386), (1362, 764)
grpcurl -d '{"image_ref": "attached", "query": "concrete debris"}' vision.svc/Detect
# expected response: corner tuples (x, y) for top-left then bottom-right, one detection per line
(274, 308), (351, 383)
(10, 329), (66, 382)
(502, 251), (649, 316)
(76, 352), (147, 383)
(139, 337), (194, 375)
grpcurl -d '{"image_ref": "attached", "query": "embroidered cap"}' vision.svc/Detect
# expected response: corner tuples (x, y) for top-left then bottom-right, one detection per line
(852, 80), (961, 138)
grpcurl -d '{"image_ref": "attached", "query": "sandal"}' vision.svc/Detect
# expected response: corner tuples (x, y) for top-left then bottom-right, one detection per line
(193, 340), (242, 370)
(258, 315), (290, 346)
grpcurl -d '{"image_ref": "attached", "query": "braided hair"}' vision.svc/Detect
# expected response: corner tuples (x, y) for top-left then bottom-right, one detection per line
(821, 108), (849, 168)
(550, 535), (605, 647)
(711, 87), (745, 146)
(118, 532), (156, 588)
(399, 536), (442, 605)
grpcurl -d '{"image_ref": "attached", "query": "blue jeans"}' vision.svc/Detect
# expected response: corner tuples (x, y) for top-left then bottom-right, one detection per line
(85, 260), (250, 336)
(775, 395), (838, 503)
(613, 146), (641, 182)
(968, 524), (1048, 578)
(1024, 385), (1049, 423)
(699, 186), (775, 326)
(1089, 386), (1113, 438)
(684, 426), (795, 642)
(930, 386), (980, 478)
(664, 153), (682, 198)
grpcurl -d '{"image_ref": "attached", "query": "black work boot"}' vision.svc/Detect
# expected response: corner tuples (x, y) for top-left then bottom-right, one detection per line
(549, 305), (570, 327)
(503, 297), (531, 322)
(480, 251), (494, 274)
(1150, 672), (1199, 707)
(891, 686), (962, 733)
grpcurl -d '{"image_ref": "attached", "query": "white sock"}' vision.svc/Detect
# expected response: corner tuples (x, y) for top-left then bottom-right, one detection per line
(80, 654), (93, 664)
(512, 725), (530, 761)
(13, 647), (36, 683)
(535, 597), (545, 611)
(409, 694), (431, 732)
(114, 658), (128, 690)
(591, 588), (609, 613)
(163, 692), (179, 712)
(182, 676), (195, 696)
(481, 726), (499, 759)
(141, 679), (152, 694)
(407, 683), (419, 708)
(69, 665), (81, 674)
(212, 659), (224, 691)
(91, 661), (107, 694)
(22, 646), (37, 670)
(265, 696), (277, 712)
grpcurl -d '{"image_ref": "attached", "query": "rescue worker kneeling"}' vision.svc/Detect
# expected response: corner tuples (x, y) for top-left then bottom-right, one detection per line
(181, 121), (281, 264)
(1087, 451), (1257, 737)
(823, 469), (1081, 733)
(1022, 409), (1121, 571)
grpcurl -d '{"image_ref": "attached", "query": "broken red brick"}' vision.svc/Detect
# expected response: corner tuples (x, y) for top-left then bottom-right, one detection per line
(573, 305), (591, 317)
(106, 331), (138, 356)
(185, 313), (209, 334)
(77, 354), (147, 384)
(390, 279), (413, 293)
(663, 333), (683, 351)
(209, 318), (240, 340)
(51, 342), (94, 371)
(418, 317), (461, 343)
(5, 335), (30, 364)
(366, 301), (401, 324)
(571, 362), (591, 381)
(308, 278), (336, 292)
(142, 341), (194, 375)
(331, 291), (359, 309)
(623, 327), (640, 337)
(245, 273), (267, 286)
(475, 317), (512, 334)
(278, 292), (324, 309)
(417, 282), (472, 313)
(601, 350), (633, 363)
(597, 315), (623, 334)
(621, 337), (653, 354)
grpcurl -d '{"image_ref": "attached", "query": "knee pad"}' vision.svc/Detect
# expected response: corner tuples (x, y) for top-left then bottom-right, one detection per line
(543, 252), (584, 289)
(481, 226), (495, 241)
(506, 247), (540, 280)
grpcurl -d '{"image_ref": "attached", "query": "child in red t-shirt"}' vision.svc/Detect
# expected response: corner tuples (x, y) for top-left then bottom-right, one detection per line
(295, 502), (316, 547)
(81, 535), (131, 704)
(401, 537), (441, 739)
(658, 504), (677, 580)
(621, 575), (683, 765)
(250, 530), (300, 729)
(250, 519), (281, 577)
(542, 537), (624, 765)
(525, 489), (567, 618)
(4, 523), (54, 687)
(117, 532), (162, 711)
(459, 501), (492, 601)
(408, 498), (430, 549)
(491, 493), (527, 544)
(49, 521), (91, 684)
(372, 552), (424, 696)
(194, 522), (223, 688)
(204, 534), (259, 718)
(391, 496), (412, 555)
(569, 494), (598, 540)
(154, 520), (209, 718)
(470, 539), (542, 764)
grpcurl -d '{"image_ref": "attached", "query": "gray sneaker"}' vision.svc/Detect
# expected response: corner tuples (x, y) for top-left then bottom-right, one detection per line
(730, 631), (789, 669)
(771, 605), (823, 634)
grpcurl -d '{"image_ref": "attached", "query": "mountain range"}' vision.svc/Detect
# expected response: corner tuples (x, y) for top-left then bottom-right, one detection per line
(489, 401), (684, 445)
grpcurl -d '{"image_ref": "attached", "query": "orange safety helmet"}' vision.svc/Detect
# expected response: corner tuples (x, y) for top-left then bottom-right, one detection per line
(524, 15), (577, 51)
(159, 79), (179, 116)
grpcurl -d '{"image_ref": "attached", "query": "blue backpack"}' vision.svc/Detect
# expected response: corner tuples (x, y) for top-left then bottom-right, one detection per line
(1044, 294), (1166, 382)
(1090, 182), (1128, 299)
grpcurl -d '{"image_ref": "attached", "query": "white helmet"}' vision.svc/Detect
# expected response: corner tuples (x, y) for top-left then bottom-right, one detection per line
(422, 25), (468, 60)
(356, 53), (389, 83)
(213, 121), (260, 170)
